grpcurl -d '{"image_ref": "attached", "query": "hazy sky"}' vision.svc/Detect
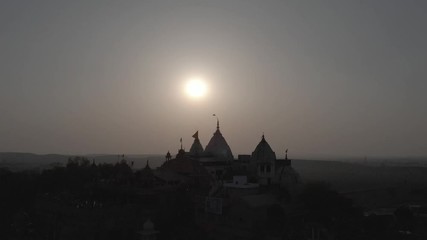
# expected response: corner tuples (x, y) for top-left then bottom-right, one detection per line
(1, 0), (426, 158)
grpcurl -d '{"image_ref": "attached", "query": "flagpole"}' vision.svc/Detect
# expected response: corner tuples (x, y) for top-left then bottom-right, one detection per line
(213, 114), (219, 130)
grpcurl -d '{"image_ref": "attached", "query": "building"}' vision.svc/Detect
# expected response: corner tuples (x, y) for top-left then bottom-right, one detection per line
(163, 120), (300, 191)
(194, 119), (234, 180)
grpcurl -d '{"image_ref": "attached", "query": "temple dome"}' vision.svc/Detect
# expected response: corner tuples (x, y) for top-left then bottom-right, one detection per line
(204, 121), (234, 161)
(189, 131), (204, 156)
(251, 135), (276, 162)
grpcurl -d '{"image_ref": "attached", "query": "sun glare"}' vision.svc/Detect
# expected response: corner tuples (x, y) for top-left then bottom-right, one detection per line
(185, 78), (207, 99)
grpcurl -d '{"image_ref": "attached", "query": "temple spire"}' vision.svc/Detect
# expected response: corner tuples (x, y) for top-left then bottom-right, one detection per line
(190, 131), (204, 156)
(213, 114), (219, 130)
(261, 133), (266, 142)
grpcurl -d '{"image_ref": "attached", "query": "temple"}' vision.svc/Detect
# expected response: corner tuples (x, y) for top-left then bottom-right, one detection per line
(161, 119), (300, 190)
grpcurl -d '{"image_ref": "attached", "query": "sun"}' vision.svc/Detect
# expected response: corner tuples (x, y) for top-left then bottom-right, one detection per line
(185, 78), (208, 99)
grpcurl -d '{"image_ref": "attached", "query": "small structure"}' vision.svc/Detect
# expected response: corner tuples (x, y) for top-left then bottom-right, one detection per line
(223, 176), (260, 203)
(165, 151), (171, 161)
(135, 160), (155, 188)
(138, 219), (158, 240)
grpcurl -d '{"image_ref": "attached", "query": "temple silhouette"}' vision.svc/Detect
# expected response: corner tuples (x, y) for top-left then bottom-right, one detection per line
(3, 120), (427, 239)
(161, 118), (300, 190)
(155, 119), (302, 239)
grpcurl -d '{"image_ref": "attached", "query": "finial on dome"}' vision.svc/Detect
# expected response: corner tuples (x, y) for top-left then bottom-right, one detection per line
(213, 114), (219, 130)
(180, 137), (183, 150)
(261, 133), (266, 142)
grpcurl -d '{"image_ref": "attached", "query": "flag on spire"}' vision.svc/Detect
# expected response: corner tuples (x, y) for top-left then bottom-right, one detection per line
(192, 131), (199, 139)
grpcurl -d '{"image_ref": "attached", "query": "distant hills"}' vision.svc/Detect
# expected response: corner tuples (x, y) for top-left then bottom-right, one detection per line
(0, 152), (165, 172)
(2, 152), (427, 193)
(292, 159), (427, 192)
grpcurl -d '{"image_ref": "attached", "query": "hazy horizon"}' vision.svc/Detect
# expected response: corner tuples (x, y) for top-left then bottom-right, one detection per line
(2, 151), (427, 162)
(1, 1), (427, 157)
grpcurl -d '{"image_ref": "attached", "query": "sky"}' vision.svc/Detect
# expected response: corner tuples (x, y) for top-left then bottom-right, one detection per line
(1, 0), (426, 158)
